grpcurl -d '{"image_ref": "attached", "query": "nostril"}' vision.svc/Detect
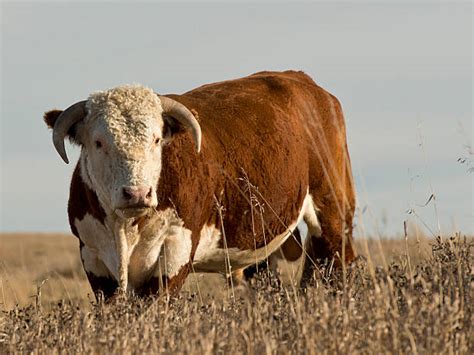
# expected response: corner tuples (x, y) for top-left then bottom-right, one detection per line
(121, 186), (152, 206)
(146, 188), (152, 199)
(122, 187), (132, 200)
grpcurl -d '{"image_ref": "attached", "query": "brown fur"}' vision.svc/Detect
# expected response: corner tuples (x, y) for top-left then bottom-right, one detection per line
(281, 229), (303, 262)
(68, 165), (106, 238)
(44, 109), (81, 144)
(156, 70), (356, 265)
(43, 109), (62, 129)
(47, 70), (356, 297)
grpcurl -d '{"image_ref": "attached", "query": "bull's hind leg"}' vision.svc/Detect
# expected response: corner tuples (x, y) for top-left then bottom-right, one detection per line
(241, 222), (311, 286)
(266, 227), (307, 286)
(239, 233), (301, 286)
(300, 198), (356, 287)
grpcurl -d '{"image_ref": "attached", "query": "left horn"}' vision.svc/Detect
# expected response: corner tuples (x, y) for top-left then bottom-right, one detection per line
(159, 96), (202, 153)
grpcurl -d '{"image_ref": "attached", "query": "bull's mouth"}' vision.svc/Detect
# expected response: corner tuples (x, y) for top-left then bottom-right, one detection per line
(115, 206), (151, 219)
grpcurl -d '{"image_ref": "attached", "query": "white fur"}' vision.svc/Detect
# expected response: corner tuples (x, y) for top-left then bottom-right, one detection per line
(301, 194), (322, 237)
(75, 213), (119, 280)
(194, 224), (222, 263)
(157, 227), (192, 279)
(296, 219), (309, 246)
(80, 246), (111, 278)
(114, 221), (130, 290)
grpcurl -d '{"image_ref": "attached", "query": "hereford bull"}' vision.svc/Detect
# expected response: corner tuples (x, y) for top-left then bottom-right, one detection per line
(44, 70), (356, 298)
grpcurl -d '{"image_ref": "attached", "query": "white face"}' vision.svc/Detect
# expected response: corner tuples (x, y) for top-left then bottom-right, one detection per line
(76, 85), (167, 218)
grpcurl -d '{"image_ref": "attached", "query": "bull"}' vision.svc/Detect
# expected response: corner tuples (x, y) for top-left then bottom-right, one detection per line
(44, 70), (356, 298)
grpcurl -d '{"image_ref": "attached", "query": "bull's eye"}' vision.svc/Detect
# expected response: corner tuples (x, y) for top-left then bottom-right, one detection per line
(95, 140), (102, 149)
(154, 137), (160, 145)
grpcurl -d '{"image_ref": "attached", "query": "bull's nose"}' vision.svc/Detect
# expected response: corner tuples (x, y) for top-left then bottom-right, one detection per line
(121, 185), (153, 207)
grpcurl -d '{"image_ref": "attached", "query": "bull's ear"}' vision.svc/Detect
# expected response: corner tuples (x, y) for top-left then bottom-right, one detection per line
(162, 115), (187, 140)
(43, 109), (81, 145)
(44, 109), (63, 129)
(162, 108), (200, 142)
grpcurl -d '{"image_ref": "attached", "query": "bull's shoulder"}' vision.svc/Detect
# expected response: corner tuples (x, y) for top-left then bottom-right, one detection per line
(68, 164), (106, 237)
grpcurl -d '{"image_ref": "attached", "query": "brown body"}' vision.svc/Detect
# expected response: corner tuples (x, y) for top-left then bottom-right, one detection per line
(49, 70), (356, 297)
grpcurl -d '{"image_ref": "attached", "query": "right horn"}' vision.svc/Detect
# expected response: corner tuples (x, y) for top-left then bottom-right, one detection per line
(159, 96), (202, 153)
(52, 100), (87, 164)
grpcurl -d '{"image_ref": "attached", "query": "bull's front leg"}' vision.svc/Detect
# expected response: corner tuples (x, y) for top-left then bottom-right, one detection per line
(79, 240), (119, 300)
(139, 228), (194, 297)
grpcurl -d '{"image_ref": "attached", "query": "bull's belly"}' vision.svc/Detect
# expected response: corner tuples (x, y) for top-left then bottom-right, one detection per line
(192, 226), (294, 273)
(192, 192), (315, 273)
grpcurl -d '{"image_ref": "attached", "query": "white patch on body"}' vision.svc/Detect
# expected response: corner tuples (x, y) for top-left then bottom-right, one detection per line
(157, 227), (192, 279)
(192, 191), (320, 273)
(296, 219), (309, 246)
(194, 224), (222, 263)
(302, 195), (322, 237)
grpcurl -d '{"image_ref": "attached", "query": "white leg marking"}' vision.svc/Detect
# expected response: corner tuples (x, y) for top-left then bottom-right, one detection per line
(75, 214), (119, 281)
(80, 244), (111, 278)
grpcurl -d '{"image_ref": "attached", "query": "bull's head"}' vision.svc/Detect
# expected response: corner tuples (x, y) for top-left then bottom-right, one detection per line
(44, 85), (201, 219)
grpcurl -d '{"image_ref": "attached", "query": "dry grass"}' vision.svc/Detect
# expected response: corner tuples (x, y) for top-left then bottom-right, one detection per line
(0, 233), (472, 353)
(0, 233), (91, 309)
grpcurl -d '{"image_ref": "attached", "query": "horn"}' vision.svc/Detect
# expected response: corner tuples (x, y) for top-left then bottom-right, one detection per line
(159, 96), (202, 153)
(52, 100), (87, 164)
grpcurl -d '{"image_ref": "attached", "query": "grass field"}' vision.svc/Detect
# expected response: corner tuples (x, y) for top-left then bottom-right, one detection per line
(0, 232), (472, 353)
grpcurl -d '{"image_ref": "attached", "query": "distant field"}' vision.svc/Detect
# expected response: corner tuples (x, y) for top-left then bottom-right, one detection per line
(0, 233), (471, 353)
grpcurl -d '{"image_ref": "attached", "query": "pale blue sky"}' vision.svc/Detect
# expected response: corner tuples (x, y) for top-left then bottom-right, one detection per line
(1, 1), (472, 236)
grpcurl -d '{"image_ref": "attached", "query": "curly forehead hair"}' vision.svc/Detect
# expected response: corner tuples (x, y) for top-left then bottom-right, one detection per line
(86, 85), (163, 121)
